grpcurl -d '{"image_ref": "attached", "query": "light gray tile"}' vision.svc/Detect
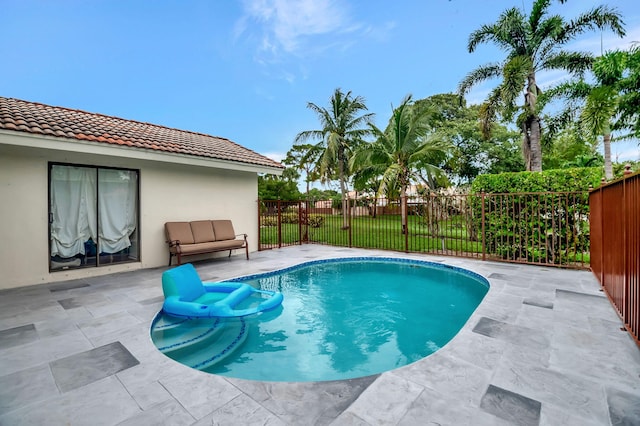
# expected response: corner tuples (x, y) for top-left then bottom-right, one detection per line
(0, 329), (93, 376)
(392, 352), (492, 406)
(160, 370), (242, 419)
(34, 317), (80, 339)
(540, 402), (603, 426)
(77, 311), (143, 339)
(439, 329), (506, 371)
(193, 394), (285, 426)
(0, 376), (140, 426)
(395, 385), (516, 426)
(492, 359), (609, 424)
(344, 373), (424, 426)
(0, 364), (58, 414)
(473, 317), (550, 350)
(117, 398), (195, 426)
(229, 375), (377, 426)
(122, 379), (175, 411)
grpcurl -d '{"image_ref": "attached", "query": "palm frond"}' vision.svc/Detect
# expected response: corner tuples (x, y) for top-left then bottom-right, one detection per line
(501, 56), (530, 109)
(581, 86), (618, 137)
(561, 5), (625, 42)
(541, 51), (594, 75)
(457, 63), (502, 96)
(479, 88), (503, 139)
(468, 7), (525, 53)
(529, 0), (552, 32)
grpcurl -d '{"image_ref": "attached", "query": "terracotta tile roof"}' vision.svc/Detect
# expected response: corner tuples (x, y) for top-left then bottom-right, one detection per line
(0, 97), (284, 170)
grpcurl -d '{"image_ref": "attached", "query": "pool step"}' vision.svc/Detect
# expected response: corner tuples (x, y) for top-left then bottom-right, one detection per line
(153, 317), (224, 354)
(152, 315), (190, 332)
(151, 315), (248, 371)
(180, 318), (249, 371)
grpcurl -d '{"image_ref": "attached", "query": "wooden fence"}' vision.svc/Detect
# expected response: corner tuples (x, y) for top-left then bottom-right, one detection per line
(590, 168), (640, 344)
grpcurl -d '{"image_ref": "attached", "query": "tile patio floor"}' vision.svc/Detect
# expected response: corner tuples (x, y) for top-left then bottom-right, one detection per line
(0, 246), (639, 425)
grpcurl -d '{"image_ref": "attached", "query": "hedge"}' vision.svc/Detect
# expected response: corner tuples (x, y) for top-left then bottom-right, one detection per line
(469, 168), (601, 265)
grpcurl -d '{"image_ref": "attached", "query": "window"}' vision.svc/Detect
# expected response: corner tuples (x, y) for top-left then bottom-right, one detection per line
(48, 163), (140, 271)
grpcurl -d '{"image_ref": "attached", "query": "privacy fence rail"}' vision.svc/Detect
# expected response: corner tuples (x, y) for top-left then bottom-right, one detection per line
(258, 191), (590, 270)
(590, 169), (640, 345)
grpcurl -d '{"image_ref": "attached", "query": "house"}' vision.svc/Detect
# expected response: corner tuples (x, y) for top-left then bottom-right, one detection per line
(0, 97), (284, 289)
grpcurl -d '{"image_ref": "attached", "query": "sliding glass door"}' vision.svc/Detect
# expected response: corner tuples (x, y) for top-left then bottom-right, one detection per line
(49, 164), (139, 271)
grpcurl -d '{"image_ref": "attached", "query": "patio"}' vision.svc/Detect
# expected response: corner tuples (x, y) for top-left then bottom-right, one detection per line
(0, 245), (639, 425)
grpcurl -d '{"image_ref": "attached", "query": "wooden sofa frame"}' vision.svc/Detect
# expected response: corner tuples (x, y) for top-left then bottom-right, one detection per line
(165, 220), (249, 266)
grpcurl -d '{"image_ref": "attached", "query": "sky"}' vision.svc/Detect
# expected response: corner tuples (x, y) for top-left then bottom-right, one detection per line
(2, 0), (639, 169)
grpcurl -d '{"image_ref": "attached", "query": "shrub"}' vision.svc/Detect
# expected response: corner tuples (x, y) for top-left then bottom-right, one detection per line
(281, 212), (301, 224)
(468, 167), (598, 264)
(307, 214), (325, 228)
(470, 167), (603, 193)
(261, 216), (277, 226)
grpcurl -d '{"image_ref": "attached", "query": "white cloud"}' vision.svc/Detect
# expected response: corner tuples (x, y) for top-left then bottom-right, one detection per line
(239, 0), (348, 55)
(235, 0), (394, 80)
(570, 23), (640, 55)
(261, 151), (286, 163)
(606, 140), (640, 163)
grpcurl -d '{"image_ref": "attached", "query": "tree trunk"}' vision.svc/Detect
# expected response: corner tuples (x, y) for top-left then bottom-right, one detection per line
(603, 133), (613, 180)
(525, 73), (543, 172)
(528, 117), (542, 171)
(400, 187), (408, 235)
(338, 157), (349, 230)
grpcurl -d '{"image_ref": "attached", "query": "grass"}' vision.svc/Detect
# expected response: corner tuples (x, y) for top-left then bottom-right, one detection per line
(260, 212), (590, 267)
(260, 213), (483, 254)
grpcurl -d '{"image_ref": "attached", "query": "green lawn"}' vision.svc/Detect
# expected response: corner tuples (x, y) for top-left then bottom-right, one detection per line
(259, 212), (589, 267)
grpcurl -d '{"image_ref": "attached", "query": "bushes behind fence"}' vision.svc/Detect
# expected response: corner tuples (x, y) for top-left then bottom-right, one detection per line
(469, 167), (601, 264)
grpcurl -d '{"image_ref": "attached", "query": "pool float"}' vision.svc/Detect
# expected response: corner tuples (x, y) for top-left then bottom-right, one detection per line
(161, 263), (283, 318)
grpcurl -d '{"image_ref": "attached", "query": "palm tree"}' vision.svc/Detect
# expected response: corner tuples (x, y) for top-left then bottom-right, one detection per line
(458, 0), (625, 172)
(350, 95), (449, 234)
(616, 45), (640, 141)
(543, 50), (631, 179)
(283, 143), (322, 196)
(295, 89), (373, 229)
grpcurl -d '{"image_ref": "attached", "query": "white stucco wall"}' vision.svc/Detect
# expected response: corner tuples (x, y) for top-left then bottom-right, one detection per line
(0, 136), (268, 290)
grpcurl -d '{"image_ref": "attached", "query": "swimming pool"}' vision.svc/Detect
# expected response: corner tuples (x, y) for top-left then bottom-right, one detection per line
(150, 257), (489, 382)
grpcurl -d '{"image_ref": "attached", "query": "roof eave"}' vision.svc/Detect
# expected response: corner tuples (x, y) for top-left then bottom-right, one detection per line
(0, 129), (285, 175)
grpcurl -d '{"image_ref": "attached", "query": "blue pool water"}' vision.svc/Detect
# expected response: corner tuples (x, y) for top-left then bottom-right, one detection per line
(151, 258), (489, 382)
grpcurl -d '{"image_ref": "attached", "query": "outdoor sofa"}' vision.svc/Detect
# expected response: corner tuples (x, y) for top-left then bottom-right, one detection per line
(164, 220), (248, 266)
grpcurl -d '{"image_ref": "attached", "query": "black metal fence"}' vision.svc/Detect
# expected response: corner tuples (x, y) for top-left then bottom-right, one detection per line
(259, 191), (590, 269)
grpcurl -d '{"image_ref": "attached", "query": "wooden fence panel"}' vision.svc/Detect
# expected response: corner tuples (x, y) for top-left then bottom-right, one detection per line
(589, 170), (640, 344)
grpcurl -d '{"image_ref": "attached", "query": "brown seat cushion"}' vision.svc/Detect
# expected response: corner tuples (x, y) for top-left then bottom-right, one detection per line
(178, 240), (244, 254)
(165, 222), (195, 245)
(212, 220), (237, 241)
(190, 220), (216, 243)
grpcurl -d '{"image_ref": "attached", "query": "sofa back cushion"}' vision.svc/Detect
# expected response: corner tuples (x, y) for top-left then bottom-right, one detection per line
(190, 220), (216, 243)
(165, 222), (195, 245)
(212, 220), (236, 241)
(162, 263), (205, 302)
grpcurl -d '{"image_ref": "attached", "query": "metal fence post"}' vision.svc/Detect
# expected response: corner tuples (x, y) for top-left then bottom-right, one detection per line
(348, 198), (353, 248)
(481, 192), (486, 262)
(277, 199), (282, 249)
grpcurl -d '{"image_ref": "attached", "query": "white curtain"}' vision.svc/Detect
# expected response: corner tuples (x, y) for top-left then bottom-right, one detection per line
(50, 165), (137, 258)
(50, 166), (97, 258)
(98, 169), (137, 254)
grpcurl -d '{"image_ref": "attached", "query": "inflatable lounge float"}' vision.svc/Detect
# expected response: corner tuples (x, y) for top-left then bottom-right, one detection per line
(162, 263), (283, 318)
